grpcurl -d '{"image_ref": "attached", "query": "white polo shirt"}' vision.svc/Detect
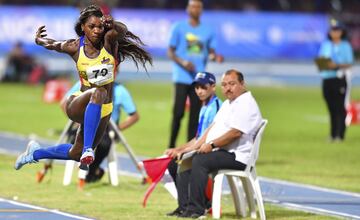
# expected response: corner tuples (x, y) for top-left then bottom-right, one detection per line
(206, 91), (262, 165)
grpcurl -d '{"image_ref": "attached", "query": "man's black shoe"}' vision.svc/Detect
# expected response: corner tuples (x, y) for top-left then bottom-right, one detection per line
(85, 168), (105, 183)
(178, 210), (206, 219)
(166, 207), (183, 217)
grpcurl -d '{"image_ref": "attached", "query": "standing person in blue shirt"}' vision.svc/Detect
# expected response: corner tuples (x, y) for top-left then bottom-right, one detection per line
(37, 81), (139, 183)
(165, 71), (222, 217)
(318, 19), (354, 142)
(167, 0), (223, 148)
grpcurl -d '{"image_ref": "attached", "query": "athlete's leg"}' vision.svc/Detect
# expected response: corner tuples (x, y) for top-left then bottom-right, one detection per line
(15, 88), (109, 170)
(89, 132), (112, 172)
(66, 87), (107, 164)
(86, 131), (111, 182)
(66, 88), (104, 123)
(91, 114), (111, 151)
(15, 141), (73, 170)
(33, 125), (84, 162)
(68, 115), (111, 161)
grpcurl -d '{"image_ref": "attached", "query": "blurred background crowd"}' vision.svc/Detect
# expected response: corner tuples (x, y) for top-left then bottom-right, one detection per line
(2, 0), (360, 13)
(0, 0), (359, 84)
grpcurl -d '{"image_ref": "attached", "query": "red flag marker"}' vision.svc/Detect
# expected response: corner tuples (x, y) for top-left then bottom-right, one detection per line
(142, 156), (172, 207)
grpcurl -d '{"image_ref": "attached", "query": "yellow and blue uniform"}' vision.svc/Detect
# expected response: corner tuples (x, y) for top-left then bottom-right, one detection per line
(16, 38), (120, 168)
(75, 36), (117, 118)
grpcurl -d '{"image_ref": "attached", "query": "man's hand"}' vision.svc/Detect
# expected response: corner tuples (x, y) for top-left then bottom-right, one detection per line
(181, 60), (195, 73)
(198, 143), (212, 154)
(215, 54), (224, 63)
(164, 148), (180, 158)
(327, 61), (338, 70)
(209, 53), (224, 63)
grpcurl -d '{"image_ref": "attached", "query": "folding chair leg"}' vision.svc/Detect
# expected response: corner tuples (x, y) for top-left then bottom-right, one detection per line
(109, 120), (147, 179)
(107, 143), (119, 186)
(227, 176), (247, 217)
(108, 161), (119, 186)
(63, 160), (76, 185)
(212, 174), (224, 219)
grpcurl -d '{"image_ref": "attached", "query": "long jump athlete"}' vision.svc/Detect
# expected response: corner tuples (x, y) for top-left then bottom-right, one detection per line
(15, 4), (152, 170)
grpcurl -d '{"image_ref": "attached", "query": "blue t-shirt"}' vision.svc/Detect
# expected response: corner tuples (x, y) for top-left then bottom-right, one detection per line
(197, 95), (222, 138)
(65, 82), (136, 124)
(65, 81), (81, 98)
(169, 20), (217, 84)
(111, 84), (136, 124)
(318, 40), (354, 79)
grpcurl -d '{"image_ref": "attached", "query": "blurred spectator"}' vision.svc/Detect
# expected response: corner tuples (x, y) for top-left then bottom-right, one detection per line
(72, 0), (117, 14)
(3, 42), (36, 82)
(166, 69), (263, 218)
(0, 0), (358, 12)
(317, 19), (354, 142)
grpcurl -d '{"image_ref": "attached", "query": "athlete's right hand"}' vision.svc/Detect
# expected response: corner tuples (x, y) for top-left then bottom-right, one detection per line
(101, 15), (114, 29)
(35, 25), (47, 44)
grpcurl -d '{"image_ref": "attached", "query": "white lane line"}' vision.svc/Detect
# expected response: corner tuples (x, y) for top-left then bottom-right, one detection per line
(0, 198), (94, 220)
(260, 177), (360, 198)
(266, 198), (360, 220)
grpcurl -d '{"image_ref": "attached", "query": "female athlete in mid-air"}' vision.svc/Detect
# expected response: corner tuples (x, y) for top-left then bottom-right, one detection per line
(15, 5), (152, 170)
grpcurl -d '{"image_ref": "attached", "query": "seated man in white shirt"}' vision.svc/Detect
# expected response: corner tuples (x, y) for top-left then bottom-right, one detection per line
(170, 69), (263, 218)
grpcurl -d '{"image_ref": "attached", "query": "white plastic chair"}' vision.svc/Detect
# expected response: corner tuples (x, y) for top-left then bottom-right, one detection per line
(212, 119), (268, 220)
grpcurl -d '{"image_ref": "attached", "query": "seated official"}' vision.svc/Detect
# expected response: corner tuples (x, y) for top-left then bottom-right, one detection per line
(166, 69), (263, 218)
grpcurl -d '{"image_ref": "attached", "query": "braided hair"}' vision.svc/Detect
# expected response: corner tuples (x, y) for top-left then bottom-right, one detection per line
(74, 5), (152, 70)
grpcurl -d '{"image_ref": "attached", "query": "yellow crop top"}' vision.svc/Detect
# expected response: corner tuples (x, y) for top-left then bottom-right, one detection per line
(76, 36), (117, 87)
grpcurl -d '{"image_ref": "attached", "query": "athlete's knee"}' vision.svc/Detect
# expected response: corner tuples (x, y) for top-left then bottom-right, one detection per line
(89, 87), (107, 104)
(68, 143), (83, 161)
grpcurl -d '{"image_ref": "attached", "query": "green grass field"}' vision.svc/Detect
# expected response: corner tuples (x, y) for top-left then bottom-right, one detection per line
(1, 82), (359, 219)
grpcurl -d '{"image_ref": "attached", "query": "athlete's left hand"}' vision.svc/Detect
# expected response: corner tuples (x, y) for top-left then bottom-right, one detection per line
(101, 15), (114, 29)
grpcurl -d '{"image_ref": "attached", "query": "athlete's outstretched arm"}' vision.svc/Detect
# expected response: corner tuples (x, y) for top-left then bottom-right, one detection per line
(35, 25), (77, 56)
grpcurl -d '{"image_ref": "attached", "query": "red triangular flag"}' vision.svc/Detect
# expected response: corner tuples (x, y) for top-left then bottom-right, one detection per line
(142, 156), (172, 207)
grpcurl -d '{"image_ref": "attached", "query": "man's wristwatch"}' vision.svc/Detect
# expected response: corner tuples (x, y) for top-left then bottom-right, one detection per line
(209, 141), (217, 149)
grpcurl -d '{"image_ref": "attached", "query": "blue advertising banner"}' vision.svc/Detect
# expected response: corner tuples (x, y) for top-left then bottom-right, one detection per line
(0, 6), (328, 60)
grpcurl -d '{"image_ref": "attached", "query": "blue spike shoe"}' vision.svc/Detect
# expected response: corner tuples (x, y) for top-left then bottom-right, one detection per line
(14, 140), (41, 170)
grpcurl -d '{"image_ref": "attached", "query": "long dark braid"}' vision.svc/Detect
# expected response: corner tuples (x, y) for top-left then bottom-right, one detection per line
(74, 5), (152, 71)
(116, 23), (153, 71)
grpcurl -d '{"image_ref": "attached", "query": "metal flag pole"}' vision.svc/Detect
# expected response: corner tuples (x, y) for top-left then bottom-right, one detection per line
(108, 119), (147, 179)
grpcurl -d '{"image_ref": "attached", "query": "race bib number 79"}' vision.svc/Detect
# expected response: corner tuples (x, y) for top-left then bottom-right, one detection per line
(86, 64), (114, 86)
